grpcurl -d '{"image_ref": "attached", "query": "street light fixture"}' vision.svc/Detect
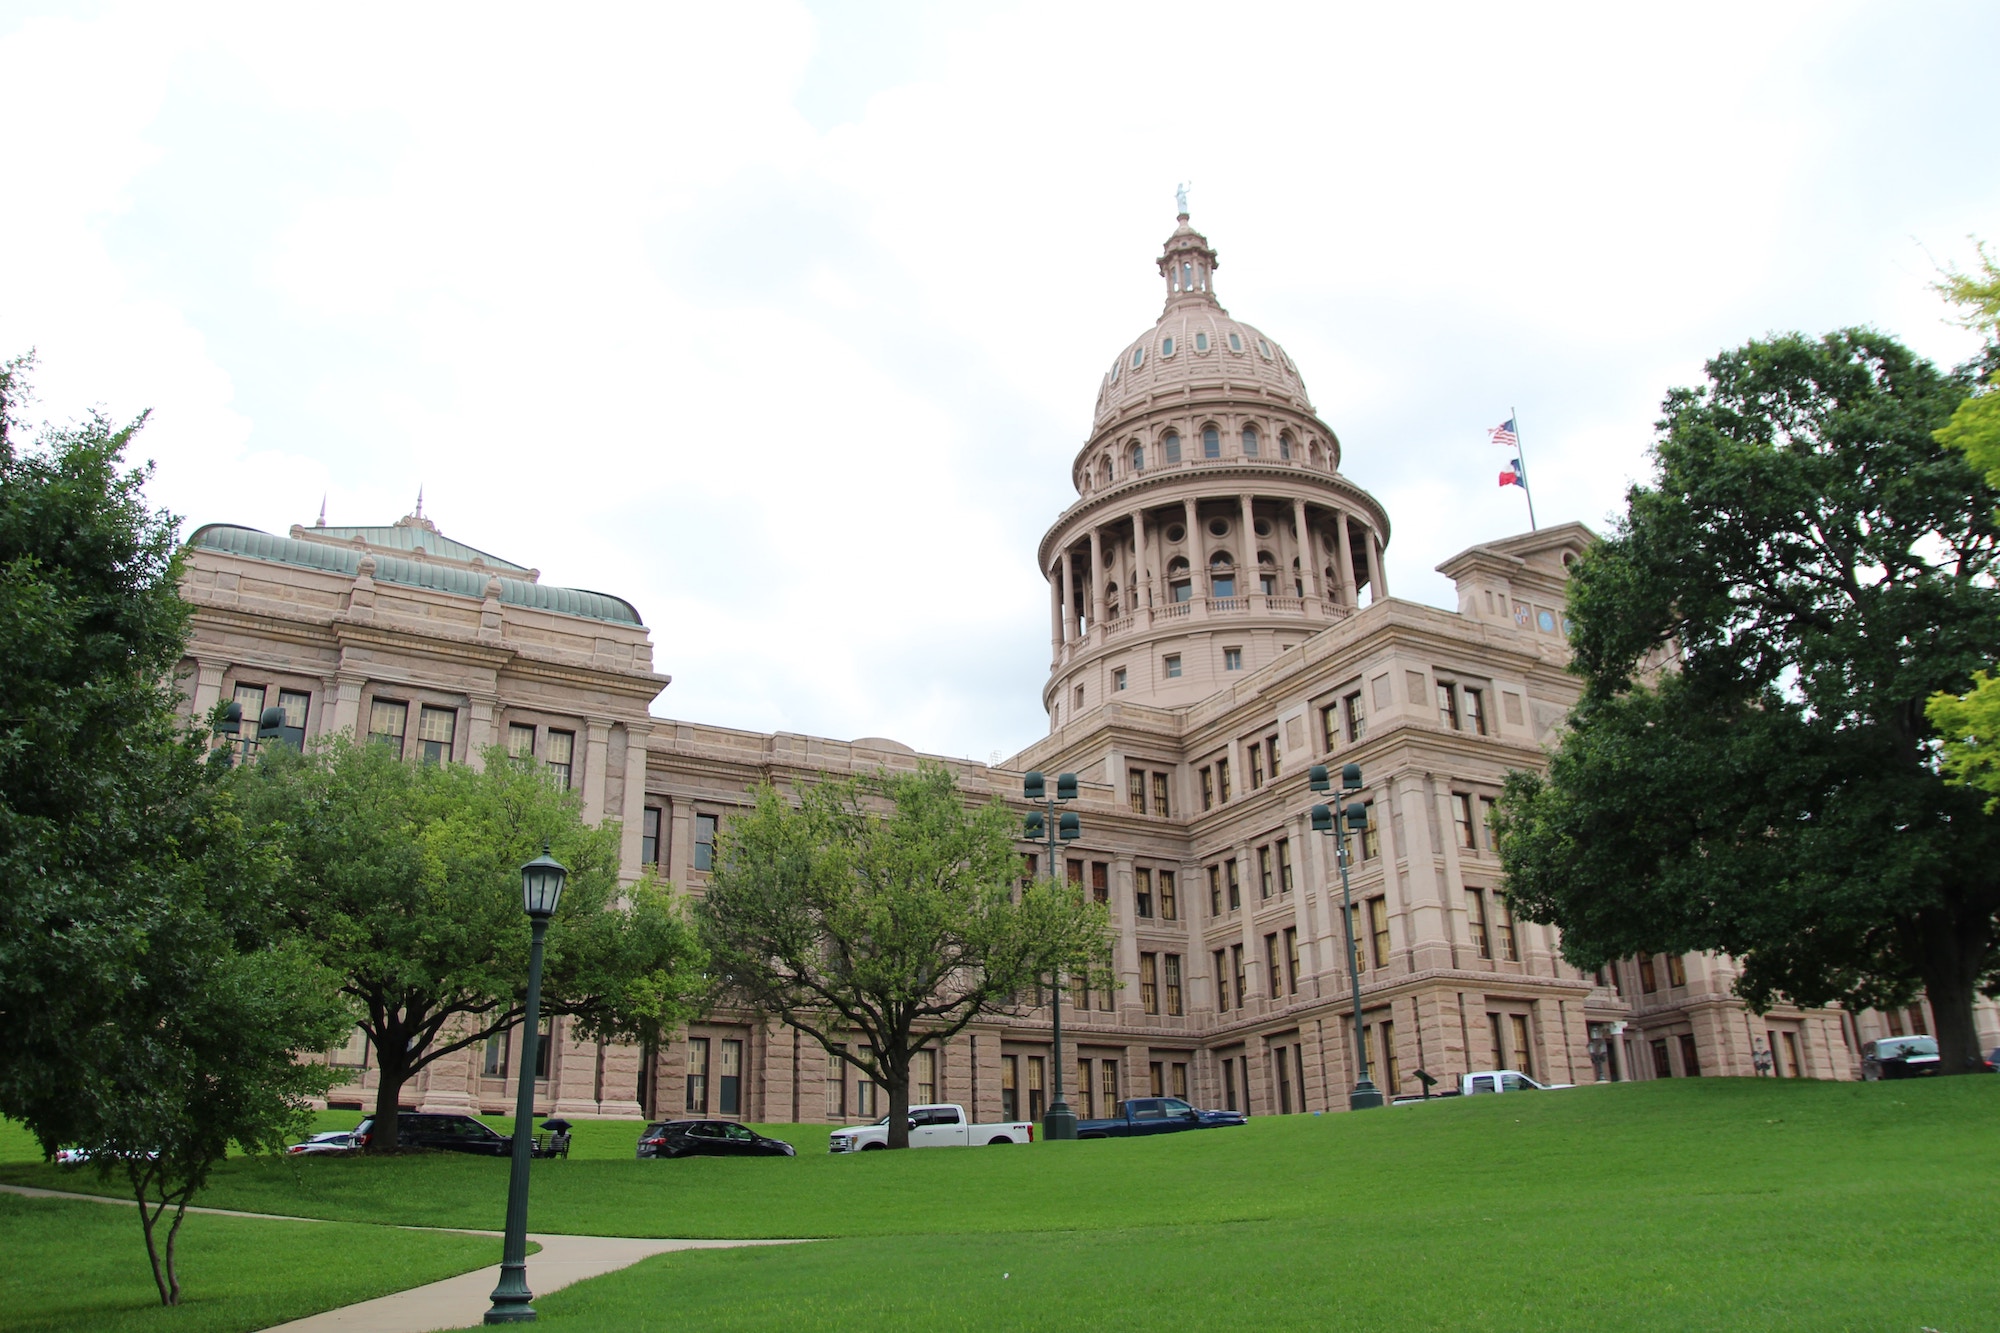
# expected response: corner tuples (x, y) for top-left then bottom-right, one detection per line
(1022, 770), (1081, 1141)
(485, 845), (569, 1325)
(212, 701), (288, 760)
(1310, 763), (1385, 1111)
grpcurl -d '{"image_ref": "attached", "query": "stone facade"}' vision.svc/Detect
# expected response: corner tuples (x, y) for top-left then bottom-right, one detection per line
(179, 216), (1999, 1124)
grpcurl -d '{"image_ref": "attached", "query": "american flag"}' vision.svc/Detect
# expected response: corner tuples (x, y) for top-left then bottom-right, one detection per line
(1489, 419), (1518, 449)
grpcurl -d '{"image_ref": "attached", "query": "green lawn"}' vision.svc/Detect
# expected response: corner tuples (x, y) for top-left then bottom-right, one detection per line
(4, 1079), (1994, 1332)
(0, 1191), (501, 1333)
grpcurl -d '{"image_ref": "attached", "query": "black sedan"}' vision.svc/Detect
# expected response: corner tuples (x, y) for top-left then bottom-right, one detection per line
(636, 1120), (796, 1159)
(353, 1112), (512, 1156)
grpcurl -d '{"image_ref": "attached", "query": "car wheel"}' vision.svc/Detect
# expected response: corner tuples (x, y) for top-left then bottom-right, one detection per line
(861, 1142), (886, 1151)
(987, 1136), (1013, 1145)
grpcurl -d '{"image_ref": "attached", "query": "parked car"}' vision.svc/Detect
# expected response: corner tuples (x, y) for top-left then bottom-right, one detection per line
(351, 1112), (512, 1156)
(1392, 1070), (1570, 1104)
(1075, 1097), (1247, 1139)
(636, 1120), (796, 1159)
(1862, 1037), (1941, 1080)
(828, 1103), (1033, 1152)
(54, 1147), (157, 1166)
(287, 1130), (357, 1156)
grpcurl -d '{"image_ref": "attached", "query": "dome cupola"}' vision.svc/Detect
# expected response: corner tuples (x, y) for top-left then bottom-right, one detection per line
(1159, 213), (1221, 311)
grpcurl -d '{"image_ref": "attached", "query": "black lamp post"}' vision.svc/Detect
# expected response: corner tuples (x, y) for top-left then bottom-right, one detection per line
(1022, 770), (1080, 1141)
(1310, 763), (1384, 1111)
(484, 845), (568, 1325)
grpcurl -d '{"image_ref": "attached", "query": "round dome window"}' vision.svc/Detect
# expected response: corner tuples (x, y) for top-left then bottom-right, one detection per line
(1208, 518), (1230, 538)
(1164, 524), (1186, 544)
(1254, 519), (1272, 537)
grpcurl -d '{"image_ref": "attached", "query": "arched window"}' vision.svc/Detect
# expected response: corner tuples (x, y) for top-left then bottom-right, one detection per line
(1257, 551), (1276, 566)
(1195, 331), (1209, 352)
(1228, 331), (1243, 352)
(1202, 426), (1220, 459)
(1100, 457), (1113, 485)
(1257, 338), (1272, 359)
(1163, 431), (1181, 464)
(1209, 552), (1236, 599)
(1167, 556), (1190, 575)
(1105, 582), (1119, 611)
(1308, 442), (1321, 466)
(1242, 425), (1259, 457)
(1130, 443), (1145, 473)
(1167, 556), (1192, 603)
(1161, 336), (1175, 357)
(1132, 346), (1145, 369)
(1209, 551), (1234, 567)
(1182, 261), (1192, 290)
(1279, 432), (1294, 460)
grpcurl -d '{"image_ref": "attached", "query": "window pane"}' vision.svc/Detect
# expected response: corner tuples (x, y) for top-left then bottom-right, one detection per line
(546, 728), (575, 789)
(418, 706), (456, 764)
(276, 689), (310, 748)
(368, 699), (408, 752)
(507, 723), (536, 759)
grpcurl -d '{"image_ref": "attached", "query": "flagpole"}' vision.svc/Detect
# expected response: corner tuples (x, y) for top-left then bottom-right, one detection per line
(1512, 405), (1539, 532)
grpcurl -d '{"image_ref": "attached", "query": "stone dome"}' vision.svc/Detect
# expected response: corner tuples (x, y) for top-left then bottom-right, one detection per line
(1091, 216), (1314, 426)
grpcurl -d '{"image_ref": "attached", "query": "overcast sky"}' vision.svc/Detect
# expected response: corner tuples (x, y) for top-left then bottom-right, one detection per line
(3, 1), (1994, 762)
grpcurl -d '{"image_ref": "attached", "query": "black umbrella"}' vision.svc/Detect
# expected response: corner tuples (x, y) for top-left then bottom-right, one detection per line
(539, 1118), (573, 1132)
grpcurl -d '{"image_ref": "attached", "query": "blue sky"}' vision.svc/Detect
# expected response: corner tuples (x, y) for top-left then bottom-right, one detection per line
(2, 1), (1994, 761)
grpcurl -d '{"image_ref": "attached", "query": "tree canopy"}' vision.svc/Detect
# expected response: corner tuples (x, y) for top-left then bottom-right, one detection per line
(233, 736), (707, 1147)
(1495, 328), (2000, 1073)
(698, 763), (1111, 1148)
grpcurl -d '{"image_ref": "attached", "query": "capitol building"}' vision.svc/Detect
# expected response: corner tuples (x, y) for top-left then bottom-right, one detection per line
(178, 213), (1954, 1125)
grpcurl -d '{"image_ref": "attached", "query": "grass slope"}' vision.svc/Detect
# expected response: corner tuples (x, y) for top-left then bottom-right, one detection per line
(0, 1192), (500, 1333)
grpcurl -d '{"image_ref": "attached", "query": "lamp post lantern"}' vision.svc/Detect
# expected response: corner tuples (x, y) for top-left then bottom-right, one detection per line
(1310, 763), (1384, 1111)
(1022, 771), (1081, 1141)
(484, 846), (568, 1325)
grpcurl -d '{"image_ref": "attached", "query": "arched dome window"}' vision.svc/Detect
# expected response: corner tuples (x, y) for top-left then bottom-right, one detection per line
(1209, 551), (1234, 567)
(1202, 426), (1220, 459)
(1257, 338), (1272, 359)
(1195, 331), (1209, 352)
(1308, 441), (1321, 466)
(1167, 556), (1192, 603)
(1242, 425), (1260, 457)
(1100, 457), (1113, 486)
(1163, 431), (1181, 464)
(1228, 331), (1243, 353)
(1129, 442), (1145, 473)
(1105, 581), (1119, 611)
(1279, 432), (1294, 460)
(1161, 336), (1175, 357)
(1210, 552), (1236, 599)
(1257, 550), (1276, 566)
(1132, 346), (1145, 369)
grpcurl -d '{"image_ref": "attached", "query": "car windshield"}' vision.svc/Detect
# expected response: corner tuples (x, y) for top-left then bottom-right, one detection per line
(1878, 1037), (1938, 1057)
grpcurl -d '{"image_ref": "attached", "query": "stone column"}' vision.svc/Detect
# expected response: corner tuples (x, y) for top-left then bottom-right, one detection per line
(597, 1038), (645, 1119)
(1238, 493), (1257, 571)
(1369, 531), (1389, 600)
(1335, 511), (1359, 607)
(1088, 527), (1105, 634)
(191, 657), (227, 717)
(1049, 568), (1063, 658)
(549, 1017), (603, 1117)
(1131, 508), (1151, 616)
(466, 694), (496, 772)
(329, 669), (364, 737)
(619, 722), (653, 882)
(1059, 550), (1075, 645)
(1186, 498), (1206, 601)
(1293, 498), (1319, 600)
(581, 720), (613, 823)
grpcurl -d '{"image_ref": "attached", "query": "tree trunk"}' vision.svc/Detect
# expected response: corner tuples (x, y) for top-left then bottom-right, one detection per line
(369, 1049), (409, 1151)
(130, 1163), (172, 1306)
(885, 1069), (911, 1149)
(1919, 909), (1991, 1074)
(162, 1196), (188, 1306)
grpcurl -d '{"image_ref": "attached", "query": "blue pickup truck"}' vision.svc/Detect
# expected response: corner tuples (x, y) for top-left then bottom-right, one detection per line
(1076, 1097), (1248, 1139)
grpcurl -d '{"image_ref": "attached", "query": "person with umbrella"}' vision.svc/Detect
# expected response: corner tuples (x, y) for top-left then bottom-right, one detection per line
(539, 1118), (572, 1159)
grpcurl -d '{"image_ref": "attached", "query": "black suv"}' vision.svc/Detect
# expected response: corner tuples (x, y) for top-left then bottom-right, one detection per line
(1861, 1036), (1941, 1080)
(636, 1120), (796, 1159)
(353, 1112), (512, 1156)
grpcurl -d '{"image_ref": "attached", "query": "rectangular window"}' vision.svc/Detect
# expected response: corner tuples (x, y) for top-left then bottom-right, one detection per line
(1213, 949), (1230, 1011)
(695, 813), (718, 872)
(1224, 647), (1243, 671)
(1265, 932), (1282, 999)
(367, 698), (408, 754)
(1134, 867), (1153, 918)
(1283, 927), (1299, 994)
(1165, 953), (1183, 1015)
(1380, 1020), (1400, 1094)
(1226, 858), (1241, 910)
(1091, 861), (1109, 905)
(1652, 1038), (1673, 1078)
(1071, 972), (1089, 1013)
(1217, 758), (1231, 802)
(1495, 897), (1518, 962)
(1277, 838), (1293, 894)
(1248, 742), (1264, 789)
(1266, 733), (1281, 778)
(1453, 793), (1477, 849)
(1258, 845), (1273, 899)
(1345, 690), (1366, 742)
(481, 1031), (507, 1078)
(1100, 1058), (1118, 1112)
(1114, 667), (1128, 692)
(1140, 953), (1159, 1014)
(546, 728), (575, 788)
(1437, 681), (1460, 730)
(1027, 1056), (1046, 1120)
(1480, 796), (1499, 849)
(1231, 944), (1246, 1011)
(641, 807), (662, 867)
(1639, 954), (1659, 993)
(1369, 897), (1391, 970)
(1172, 1062), (1189, 1099)
(1208, 865), (1222, 916)
(856, 1061), (879, 1118)
(417, 705), (456, 765)
(827, 1047), (847, 1119)
(1129, 767), (1147, 813)
(1200, 767), (1215, 810)
(1222, 1057), (1238, 1111)
(1466, 888), (1491, 959)
(1360, 805), (1381, 861)
(915, 1049), (936, 1105)
(1164, 654), (1182, 678)
(1151, 771), (1170, 817)
(276, 689), (310, 749)
(718, 1038), (743, 1115)
(685, 1037), (709, 1112)
(1073, 684), (1084, 710)
(507, 722), (536, 760)
(1346, 904), (1363, 975)
(1150, 1061), (1165, 1097)
(1159, 870), (1178, 920)
(1677, 1033), (1700, 1077)
(1464, 687), (1488, 736)
(1275, 1043), (1293, 1113)
(1321, 703), (1339, 752)
(1077, 1059), (1094, 1119)
(1001, 1055), (1018, 1120)
(1490, 1012), (1507, 1069)
(533, 1018), (554, 1080)
(1510, 1014), (1534, 1080)
(229, 682), (267, 762)
(1667, 953), (1687, 987)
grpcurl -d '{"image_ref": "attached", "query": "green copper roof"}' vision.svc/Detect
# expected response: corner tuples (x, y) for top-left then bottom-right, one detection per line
(311, 523), (531, 571)
(189, 525), (643, 627)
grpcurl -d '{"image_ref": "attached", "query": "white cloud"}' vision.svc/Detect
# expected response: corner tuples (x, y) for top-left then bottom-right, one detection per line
(2, 0), (1994, 759)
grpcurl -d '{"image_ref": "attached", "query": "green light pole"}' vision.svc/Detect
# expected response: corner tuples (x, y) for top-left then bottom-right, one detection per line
(484, 846), (569, 1325)
(1022, 771), (1080, 1141)
(1310, 763), (1384, 1111)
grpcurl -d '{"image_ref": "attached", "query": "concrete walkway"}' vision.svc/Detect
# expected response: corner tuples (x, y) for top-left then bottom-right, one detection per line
(2, 1182), (808, 1333)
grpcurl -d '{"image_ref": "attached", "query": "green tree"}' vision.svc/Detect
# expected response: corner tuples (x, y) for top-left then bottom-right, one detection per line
(233, 736), (707, 1149)
(1931, 239), (2000, 482)
(698, 763), (1112, 1148)
(1495, 329), (2000, 1073)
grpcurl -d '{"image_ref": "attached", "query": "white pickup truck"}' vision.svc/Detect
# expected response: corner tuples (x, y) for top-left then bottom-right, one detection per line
(827, 1103), (1034, 1152)
(1393, 1069), (1572, 1104)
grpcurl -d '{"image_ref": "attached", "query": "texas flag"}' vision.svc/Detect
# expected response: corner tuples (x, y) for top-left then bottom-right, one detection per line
(1499, 458), (1524, 488)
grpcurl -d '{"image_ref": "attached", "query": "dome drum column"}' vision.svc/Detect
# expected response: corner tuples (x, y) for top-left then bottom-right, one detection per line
(1335, 510), (1359, 607)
